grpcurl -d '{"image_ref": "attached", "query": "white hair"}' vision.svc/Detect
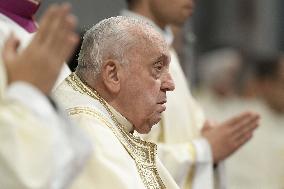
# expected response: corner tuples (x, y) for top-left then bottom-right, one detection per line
(76, 16), (159, 80)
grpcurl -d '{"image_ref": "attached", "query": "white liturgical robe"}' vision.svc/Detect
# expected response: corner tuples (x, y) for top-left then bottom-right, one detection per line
(54, 73), (180, 189)
(0, 13), (91, 189)
(121, 10), (226, 189)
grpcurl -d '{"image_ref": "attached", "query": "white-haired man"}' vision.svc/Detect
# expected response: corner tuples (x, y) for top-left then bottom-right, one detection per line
(54, 16), (180, 189)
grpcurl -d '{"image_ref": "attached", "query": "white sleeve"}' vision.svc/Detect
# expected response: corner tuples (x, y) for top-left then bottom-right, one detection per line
(0, 82), (91, 189)
(6, 81), (58, 120)
(214, 161), (227, 189)
(156, 137), (215, 189)
(0, 101), (58, 189)
(53, 63), (71, 89)
(0, 16), (91, 189)
(192, 138), (214, 189)
(193, 139), (228, 189)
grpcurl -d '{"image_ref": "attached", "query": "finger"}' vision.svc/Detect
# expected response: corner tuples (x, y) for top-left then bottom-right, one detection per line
(202, 120), (213, 132)
(50, 8), (78, 59)
(234, 131), (254, 150)
(231, 114), (260, 134)
(234, 121), (259, 142)
(211, 120), (219, 127)
(2, 33), (20, 63)
(55, 32), (79, 65)
(61, 14), (78, 35)
(35, 4), (59, 43)
(222, 111), (253, 127)
(48, 13), (77, 52)
(45, 3), (72, 46)
(56, 3), (72, 28)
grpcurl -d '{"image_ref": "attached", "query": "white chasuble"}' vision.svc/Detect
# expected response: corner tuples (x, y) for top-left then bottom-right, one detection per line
(54, 73), (180, 189)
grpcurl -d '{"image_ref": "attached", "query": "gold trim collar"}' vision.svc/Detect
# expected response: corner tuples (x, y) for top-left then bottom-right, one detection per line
(107, 104), (134, 133)
(65, 73), (167, 189)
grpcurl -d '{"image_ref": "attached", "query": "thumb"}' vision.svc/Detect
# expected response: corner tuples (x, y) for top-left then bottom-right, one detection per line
(202, 120), (212, 133)
(2, 33), (20, 64)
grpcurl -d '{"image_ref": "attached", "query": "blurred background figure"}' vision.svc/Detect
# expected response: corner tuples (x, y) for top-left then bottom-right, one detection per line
(195, 47), (244, 123)
(239, 53), (284, 114)
(0, 1), (91, 188)
(197, 51), (284, 189)
(196, 47), (243, 99)
(228, 54), (284, 189)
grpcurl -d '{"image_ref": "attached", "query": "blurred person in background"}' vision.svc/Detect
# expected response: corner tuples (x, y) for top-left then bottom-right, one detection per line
(198, 52), (284, 189)
(225, 53), (284, 189)
(195, 47), (244, 120)
(0, 1), (91, 188)
(239, 53), (284, 114)
(196, 47), (243, 99)
(122, 0), (259, 189)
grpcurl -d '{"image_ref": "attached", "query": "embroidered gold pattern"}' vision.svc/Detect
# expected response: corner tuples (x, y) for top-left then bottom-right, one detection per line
(66, 73), (166, 189)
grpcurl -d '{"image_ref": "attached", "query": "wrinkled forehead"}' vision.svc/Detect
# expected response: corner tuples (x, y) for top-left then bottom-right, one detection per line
(128, 24), (170, 58)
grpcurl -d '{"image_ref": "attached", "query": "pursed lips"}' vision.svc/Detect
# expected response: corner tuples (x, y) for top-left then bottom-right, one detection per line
(157, 100), (167, 112)
(157, 99), (167, 104)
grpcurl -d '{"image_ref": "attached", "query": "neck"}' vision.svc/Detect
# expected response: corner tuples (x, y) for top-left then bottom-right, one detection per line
(82, 77), (135, 133)
(77, 73), (136, 132)
(130, 5), (167, 29)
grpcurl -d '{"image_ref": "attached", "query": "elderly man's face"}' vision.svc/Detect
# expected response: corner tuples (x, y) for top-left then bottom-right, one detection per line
(149, 0), (194, 26)
(118, 30), (175, 134)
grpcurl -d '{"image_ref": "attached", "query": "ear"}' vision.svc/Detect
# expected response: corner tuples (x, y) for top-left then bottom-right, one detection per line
(101, 59), (121, 94)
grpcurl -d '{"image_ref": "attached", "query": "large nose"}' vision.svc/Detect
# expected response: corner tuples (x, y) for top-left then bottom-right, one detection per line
(161, 72), (175, 91)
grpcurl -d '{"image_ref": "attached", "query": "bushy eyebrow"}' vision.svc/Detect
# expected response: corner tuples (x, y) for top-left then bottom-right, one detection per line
(153, 54), (169, 65)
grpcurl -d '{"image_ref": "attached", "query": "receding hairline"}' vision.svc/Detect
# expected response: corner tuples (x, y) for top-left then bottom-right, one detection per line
(76, 16), (167, 80)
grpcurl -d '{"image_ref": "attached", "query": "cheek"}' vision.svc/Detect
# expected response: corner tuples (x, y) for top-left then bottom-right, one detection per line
(142, 81), (161, 103)
(136, 80), (161, 112)
(124, 76), (157, 97)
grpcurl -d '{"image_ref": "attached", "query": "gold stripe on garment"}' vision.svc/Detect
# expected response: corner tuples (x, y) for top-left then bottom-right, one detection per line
(65, 73), (166, 189)
(183, 143), (196, 189)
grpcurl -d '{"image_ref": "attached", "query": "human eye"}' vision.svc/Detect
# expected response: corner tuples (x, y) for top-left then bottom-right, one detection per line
(153, 61), (163, 72)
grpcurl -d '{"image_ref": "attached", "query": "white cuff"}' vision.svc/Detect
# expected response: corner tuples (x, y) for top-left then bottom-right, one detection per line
(192, 137), (213, 163)
(192, 138), (214, 189)
(6, 81), (56, 118)
(215, 161), (227, 189)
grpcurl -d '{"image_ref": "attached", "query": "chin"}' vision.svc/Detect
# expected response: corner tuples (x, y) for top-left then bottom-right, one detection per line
(151, 113), (162, 125)
(136, 118), (161, 134)
(136, 126), (152, 134)
(172, 19), (187, 27)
